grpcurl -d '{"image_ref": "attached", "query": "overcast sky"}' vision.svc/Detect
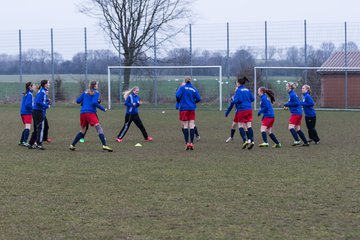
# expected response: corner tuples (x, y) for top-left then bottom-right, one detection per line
(1, 0), (360, 30)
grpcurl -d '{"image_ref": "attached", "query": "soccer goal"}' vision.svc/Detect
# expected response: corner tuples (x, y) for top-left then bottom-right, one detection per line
(107, 65), (223, 110)
(253, 66), (360, 110)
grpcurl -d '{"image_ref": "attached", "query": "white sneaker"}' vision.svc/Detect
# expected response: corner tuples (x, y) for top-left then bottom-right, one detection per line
(225, 137), (233, 143)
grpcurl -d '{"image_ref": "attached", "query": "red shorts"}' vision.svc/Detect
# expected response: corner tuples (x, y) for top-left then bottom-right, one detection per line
(261, 117), (275, 128)
(234, 110), (253, 123)
(80, 113), (99, 127)
(21, 115), (32, 124)
(179, 110), (196, 121)
(289, 115), (302, 125)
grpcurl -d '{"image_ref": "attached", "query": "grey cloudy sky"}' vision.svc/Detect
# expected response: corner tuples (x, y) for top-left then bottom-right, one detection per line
(1, 0), (360, 30)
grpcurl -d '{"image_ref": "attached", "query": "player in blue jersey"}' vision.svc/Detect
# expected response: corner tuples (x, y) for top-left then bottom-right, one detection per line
(232, 76), (255, 150)
(19, 82), (35, 147)
(69, 80), (112, 152)
(257, 87), (281, 148)
(284, 82), (309, 146)
(116, 86), (152, 142)
(300, 84), (320, 144)
(176, 76), (201, 150)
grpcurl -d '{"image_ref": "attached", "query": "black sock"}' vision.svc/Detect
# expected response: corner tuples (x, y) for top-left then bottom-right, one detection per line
(194, 126), (199, 137)
(297, 130), (308, 144)
(248, 127), (254, 142)
(261, 132), (267, 143)
(230, 129), (235, 138)
(20, 130), (25, 143)
(239, 128), (246, 142)
(269, 133), (279, 144)
(23, 129), (30, 143)
(183, 128), (189, 143)
(99, 133), (106, 145)
(290, 128), (300, 141)
(190, 128), (195, 143)
(72, 132), (84, 146)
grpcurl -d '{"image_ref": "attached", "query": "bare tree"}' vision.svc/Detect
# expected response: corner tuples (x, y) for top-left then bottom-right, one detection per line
(80, 0), (192, 90)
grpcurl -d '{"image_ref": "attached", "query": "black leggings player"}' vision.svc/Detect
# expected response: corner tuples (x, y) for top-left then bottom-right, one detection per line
(28, 109), (45, 149)
(305, 116), (320, 143)
(117, 113), (149, 140)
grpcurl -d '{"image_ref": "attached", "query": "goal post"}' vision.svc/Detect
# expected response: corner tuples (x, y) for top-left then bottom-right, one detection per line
(107, 65), (223, 110)
(253, 66), (360, 110)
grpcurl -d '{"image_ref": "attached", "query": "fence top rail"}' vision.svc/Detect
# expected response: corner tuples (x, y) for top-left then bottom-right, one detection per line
(255, 66), (360, 70)
(108, 65), (222, 69)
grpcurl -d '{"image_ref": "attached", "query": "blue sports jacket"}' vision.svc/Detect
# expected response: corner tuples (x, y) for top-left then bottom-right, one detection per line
(232, 85), (254, 111)
(124, 93), (141, 115)
(284, 90), (302, 115)
(76, 89), (105, 114)
(300, 92), (316, 117)
(258, 94), (275, 118)
(175, 82), (201, 111)
(33, 87), (50, 112)
(20, 90), (33, 115)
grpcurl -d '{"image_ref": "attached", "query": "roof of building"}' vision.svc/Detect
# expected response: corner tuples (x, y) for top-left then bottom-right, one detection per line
(319, 51), (360, 72)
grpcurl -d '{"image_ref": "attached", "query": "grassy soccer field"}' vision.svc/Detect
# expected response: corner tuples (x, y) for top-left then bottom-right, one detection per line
(0, 105), (359, 239)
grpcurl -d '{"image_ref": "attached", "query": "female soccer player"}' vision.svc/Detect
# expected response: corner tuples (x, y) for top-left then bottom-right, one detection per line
(300, 84), (320, 144)
(257, 87), (281, 148)
(232, 76), (255, 150)
(116, 86), (152, 142)
(224, 85), (238, 143)
(284, 82), (309, 146)
(176, 76), (201, 150)
(69, 80), (112, 152)
(28, 80), (51, 150)
(19, 82), (35, 147)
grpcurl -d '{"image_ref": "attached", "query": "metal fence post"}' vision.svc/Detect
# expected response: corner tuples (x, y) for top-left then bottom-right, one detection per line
(265, 21), (268, 88)
(18, 29), (22, 85)
(344, 22), (348, 109)
(118, 26), (122, 106)
(304, 20), (308, 84)
(189, 24), (193, 76)
(153, 25), (158, 106)
(51, 28), (55, 106)
(84, 27), (88, 86)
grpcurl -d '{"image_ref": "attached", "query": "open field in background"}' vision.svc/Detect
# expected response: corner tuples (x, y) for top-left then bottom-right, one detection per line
(0, 105), (359, 239)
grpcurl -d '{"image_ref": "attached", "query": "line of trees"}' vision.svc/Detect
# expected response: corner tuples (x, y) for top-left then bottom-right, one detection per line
(0, 41), (357, 76)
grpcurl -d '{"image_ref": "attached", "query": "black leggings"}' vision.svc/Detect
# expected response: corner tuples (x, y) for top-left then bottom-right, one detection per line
(305, 116), (320, 142)
(117, 113), (148, 139)
(29, 110), (44, 146)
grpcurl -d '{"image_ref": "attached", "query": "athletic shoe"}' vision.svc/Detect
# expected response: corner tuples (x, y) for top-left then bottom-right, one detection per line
(186, 143), (191, 150)
(18, 142), (22, 146)
(69, 145), (76, 151)
(308, 139), (313, 143)
(116, 138), (123, 143)
(188, 143), (194, 150)
(19, 142), (29, 147)
(302, 143), (310, 147)
(292, 141), (301, 146)
(258, 142), (269, 147)
(248, 142), (255, 150)
(28, 144), (36, 149)
(225, 137), (233, 143)
(79, 138), (85, 143)
(146, 137), (153, 141)
(102, 145), (113, 152)
(314, 141), (320, 145)
(272, 143), (282, 148)
(36, 145), (45, 150)
(196, 135), (201, 141)
(242, 141), (249, 149)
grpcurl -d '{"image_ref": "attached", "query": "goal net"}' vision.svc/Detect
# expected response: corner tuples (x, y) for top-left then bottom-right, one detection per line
(253, 66), (360, 110)
(107, 65), (223, 110)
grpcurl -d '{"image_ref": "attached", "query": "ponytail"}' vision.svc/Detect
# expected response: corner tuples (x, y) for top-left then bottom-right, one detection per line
(303, 84), (311, 94)
(184, 76), (191, 83)
(23, 82), (32, 95)
(259, 87), (275, 104)
(123, 86), (139, 100)
(287, 82), (298, 90)
(88, 80), (97, 96)
(237, 76), (249, 85)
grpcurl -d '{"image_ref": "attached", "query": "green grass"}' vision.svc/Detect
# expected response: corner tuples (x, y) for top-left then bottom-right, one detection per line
(0, 105), (359, 239)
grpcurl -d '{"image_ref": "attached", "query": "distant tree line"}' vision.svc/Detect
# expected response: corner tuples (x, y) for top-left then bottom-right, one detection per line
(0, 41), (357, 76)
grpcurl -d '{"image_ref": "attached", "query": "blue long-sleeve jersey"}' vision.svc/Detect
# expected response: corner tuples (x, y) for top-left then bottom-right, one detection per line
(232, 85), (254, 111)
(76, 90), (105, 114)
(175, 82), (201, 111)
(124, 93), (141, 115)
(300, 92), (316, 117)
(258, 94), (275, 118)
(33, 87), (50, 112)
(20, 90), (33, 115)
(284, 89), (302, 115)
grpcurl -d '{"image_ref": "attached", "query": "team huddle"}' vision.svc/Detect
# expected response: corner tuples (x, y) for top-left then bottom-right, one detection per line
(19, 76), (320, 152)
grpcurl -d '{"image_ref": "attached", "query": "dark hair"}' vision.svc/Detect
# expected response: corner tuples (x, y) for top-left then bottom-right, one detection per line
(237, 76), (249, 85)
(88, 80), (97, 96)
(184, 76), (191, 83)
(259, 87), (275, 104)
(39, 79), (49, 90)
(23, 82), (32, 95)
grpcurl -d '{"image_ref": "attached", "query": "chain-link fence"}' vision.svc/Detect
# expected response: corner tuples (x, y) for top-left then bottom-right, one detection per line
(1, 21), (360, 109)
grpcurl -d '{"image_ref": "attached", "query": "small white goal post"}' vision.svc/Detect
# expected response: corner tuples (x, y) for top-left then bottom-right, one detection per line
(107, 65), (223, 110)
